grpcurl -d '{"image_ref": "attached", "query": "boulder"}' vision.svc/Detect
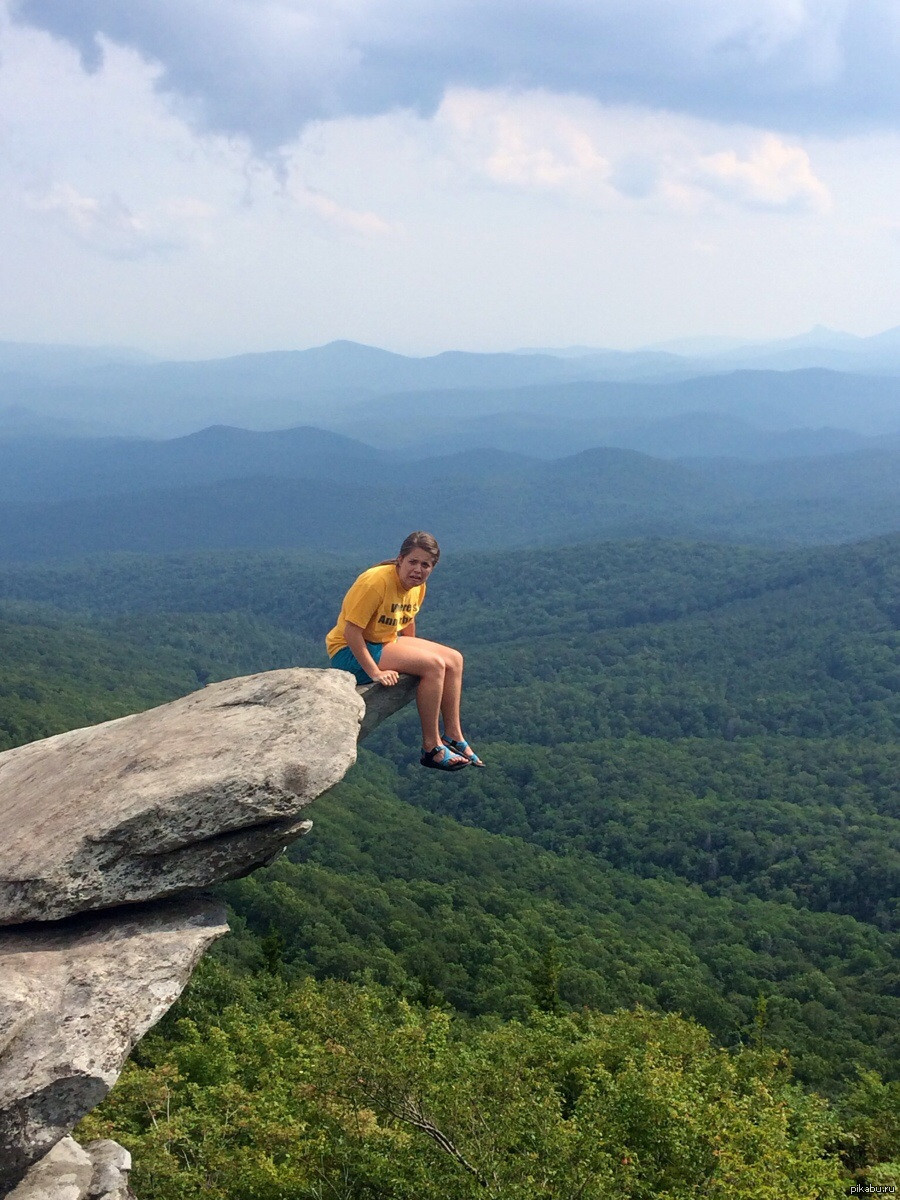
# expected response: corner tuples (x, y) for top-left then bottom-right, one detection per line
(357, 674), (418, 741)
(82, 1140), (133, 1200)
(0, 896), (227, 1193)
(0, 669), (365, 925)
(0, 666), (418, 1189)
(7, 1138), (134, 1200)
(6, 1138), (93, 1200)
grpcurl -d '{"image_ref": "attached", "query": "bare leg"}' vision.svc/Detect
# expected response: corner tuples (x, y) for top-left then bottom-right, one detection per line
(379, 638), (456, 753)
(413, 660), (445, 749)
(438, 648), (465, 741)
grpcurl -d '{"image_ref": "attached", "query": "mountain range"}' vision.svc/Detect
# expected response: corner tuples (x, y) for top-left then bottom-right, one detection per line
(1, 330), (899, 561)
(4, 415), (899, 509)
(2, 327), (900, 440)
(2, 437), (900, 560)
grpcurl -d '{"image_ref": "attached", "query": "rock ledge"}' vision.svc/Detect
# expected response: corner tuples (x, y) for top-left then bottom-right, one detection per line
(0, 896), (227, 1193)
(0, 669), (365, 926)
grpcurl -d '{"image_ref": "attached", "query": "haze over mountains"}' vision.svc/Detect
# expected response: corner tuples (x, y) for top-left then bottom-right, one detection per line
(3, 437), (900, 560)
(2, 327), (900, 560)
(2, 325), (900, 440)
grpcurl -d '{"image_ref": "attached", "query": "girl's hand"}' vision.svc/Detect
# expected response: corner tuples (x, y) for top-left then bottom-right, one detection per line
(372, 669), (399, 686)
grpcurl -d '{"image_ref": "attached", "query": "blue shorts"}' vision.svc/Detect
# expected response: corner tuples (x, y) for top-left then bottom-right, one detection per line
(330, 641), (384, 685)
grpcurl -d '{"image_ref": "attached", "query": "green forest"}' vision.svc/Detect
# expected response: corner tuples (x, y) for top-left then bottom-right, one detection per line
(1, 535), (898, 1197)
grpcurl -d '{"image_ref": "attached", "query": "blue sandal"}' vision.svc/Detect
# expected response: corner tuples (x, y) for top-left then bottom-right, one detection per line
(441, 736), (485, 767)
(421, 744), (468, 771)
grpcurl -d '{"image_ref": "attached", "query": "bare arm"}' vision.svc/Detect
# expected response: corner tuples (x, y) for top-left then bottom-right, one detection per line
(401, 618), (416, 637)
(344, 622), (399, 686)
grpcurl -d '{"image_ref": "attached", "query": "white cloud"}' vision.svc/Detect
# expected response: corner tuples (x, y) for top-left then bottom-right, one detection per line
(30, 182), (216, 257)
(693, 135), (831, 211)
(438, 90), (610, 192)
(289, 183), (396, 238)
(0, 19), (392, 253)
(437, 89), (830, 215)
(0, 0), (896, 357)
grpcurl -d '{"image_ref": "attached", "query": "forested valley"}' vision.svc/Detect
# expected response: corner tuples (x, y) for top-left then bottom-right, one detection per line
(1, 535), (898, 1197)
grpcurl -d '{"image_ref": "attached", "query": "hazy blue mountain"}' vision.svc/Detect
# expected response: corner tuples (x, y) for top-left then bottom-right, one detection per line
(0, 425), (541, 503)
(866, 325), (900, 353)
(0, 425), (381, 502)
(709, 326), (862, 357)
(516, 344), (622, 357)
(662, 369), (900, 431)
(0, 340), (673, 437)
(585, 412), (869, 460)
(526, 325), (900, 375)
(3, 440), (900, 561)
(3, 334), (900, 444)
(0, 449), (725, 560)
(2, 370), (898, 510)
(0, 405), (117, 439)
(671, 369), (896, 431)
(0, 340), (716, 437)
(404, 409), (872, 461)
(336, 369), (900, 449)
(511, 346), (694, 376)
(640, 335), (755, 356)
(690, 443), (900, 504)
(660, 325), (900, 375)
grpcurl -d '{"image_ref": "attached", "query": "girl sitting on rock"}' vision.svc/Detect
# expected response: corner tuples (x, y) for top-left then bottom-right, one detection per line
(325, 531), (483, 772)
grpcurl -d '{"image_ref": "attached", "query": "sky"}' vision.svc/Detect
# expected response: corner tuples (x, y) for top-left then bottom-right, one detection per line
(0, 0), (898, 358)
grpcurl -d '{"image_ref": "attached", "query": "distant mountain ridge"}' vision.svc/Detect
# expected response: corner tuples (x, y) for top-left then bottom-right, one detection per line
(0, 340), (693, 437)
(699, 324), (900, 373)
(0, 425), (536, 504)
(3, 405), (900, 508)
(336, 368), (900, 452)
(3, 438), (900, 561)
(541, 324), (900, 375)
(3, 329), (900, 439)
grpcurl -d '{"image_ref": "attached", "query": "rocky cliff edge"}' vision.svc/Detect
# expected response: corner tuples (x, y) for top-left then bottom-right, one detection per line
(0, 669), (417, 1196)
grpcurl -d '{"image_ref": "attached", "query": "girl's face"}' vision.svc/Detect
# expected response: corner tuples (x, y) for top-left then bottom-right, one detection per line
(396, 549), (436, 589)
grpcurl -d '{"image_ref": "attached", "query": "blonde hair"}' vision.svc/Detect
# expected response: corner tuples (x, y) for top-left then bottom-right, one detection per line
(377, 530), (440, 567)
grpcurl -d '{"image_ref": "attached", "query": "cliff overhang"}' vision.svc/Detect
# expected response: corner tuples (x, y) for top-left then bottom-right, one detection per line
(0, 669), (417, 1196)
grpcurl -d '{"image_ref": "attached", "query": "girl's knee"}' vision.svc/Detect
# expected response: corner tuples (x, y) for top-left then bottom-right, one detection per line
(437, 643), (462, 668)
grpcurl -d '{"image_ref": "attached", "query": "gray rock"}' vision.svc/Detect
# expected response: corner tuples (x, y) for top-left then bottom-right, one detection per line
(357, 674), (419, 741)
(0, 669), (365, 925)
(82, 1140), (133, 1200)
(0, 666), (418, 1189)
(7, 1138), (135, 1200)
(6, 1138), (93, 1200)
(0, 896), (227, 1193)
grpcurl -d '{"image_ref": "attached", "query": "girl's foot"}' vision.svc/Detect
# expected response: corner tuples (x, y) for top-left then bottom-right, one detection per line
(421, 744), (468, 771)
(441, 735), (485, 767)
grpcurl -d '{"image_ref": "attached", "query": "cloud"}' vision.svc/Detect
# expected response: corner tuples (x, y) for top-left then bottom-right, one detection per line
(9, 0), (900, 153)
(438, 89), (830, 215)
(289, 183), (396, 237)
(31, 182), (214, 257)
(439, 90), (610, 192)
(9, 0), (362, 150)
(692, 135), (831, 211)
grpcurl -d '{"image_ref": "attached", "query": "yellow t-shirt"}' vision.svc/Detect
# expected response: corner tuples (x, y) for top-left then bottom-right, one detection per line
(325, 564), (426, 658)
